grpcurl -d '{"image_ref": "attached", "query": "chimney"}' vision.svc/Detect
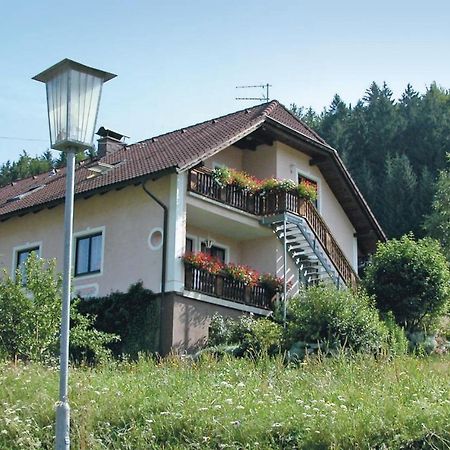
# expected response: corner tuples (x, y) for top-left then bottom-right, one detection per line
(96, 127), (128, 158)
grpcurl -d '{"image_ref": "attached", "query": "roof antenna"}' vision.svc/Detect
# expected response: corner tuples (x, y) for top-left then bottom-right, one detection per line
(236, 83), (271, 102)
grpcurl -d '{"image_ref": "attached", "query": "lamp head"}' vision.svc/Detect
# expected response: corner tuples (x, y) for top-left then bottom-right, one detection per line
(33, 59), (116, 152)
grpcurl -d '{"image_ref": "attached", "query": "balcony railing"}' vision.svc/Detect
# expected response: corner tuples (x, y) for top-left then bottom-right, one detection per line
(184, 266), (273, 310)
(188, 167), (358, 288)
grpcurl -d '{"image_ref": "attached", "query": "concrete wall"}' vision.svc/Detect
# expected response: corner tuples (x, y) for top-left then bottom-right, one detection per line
(0, 178), (170, 297)
(160, 292), (267, 354)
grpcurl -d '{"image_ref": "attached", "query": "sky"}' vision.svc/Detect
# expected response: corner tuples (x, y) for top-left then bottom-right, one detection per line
(1, 0), (450, 165)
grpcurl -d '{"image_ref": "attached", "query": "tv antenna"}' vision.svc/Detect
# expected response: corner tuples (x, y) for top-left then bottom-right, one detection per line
(236, 83), (272, 102)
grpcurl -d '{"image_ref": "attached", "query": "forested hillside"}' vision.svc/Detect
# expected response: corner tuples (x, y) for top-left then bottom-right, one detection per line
(291, 82), (450, 238)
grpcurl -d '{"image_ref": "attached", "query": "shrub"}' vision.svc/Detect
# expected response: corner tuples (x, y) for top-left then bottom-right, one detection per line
(0, 254), (117, 363)
(208, 313), (283, 356)
(76, 282), (160, 358)
(285, 285), (389, 355)
(364, 234), (450, 331)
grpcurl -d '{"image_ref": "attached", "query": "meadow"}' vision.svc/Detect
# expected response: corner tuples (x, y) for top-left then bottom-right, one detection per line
(0, 354), (449, 449)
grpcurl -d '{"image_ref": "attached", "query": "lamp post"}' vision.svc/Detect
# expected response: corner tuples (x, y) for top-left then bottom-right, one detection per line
(33, 59), (116, 450)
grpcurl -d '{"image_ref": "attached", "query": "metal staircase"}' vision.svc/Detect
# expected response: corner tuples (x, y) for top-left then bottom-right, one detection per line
(261, 212), (345, 288)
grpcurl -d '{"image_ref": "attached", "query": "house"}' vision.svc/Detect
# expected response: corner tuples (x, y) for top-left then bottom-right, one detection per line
(0, 101), (385, 354)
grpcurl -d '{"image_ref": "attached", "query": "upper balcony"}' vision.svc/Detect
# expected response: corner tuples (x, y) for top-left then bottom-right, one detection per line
(187, 167), (358, 289)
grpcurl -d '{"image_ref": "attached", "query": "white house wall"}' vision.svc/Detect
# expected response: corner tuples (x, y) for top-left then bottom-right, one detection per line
(205, 140), (357, 270)
(275, 141), (356, 265)
(0, 179), (170, 297)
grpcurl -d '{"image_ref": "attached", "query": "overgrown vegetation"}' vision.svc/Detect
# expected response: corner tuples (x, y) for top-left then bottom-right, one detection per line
(0, 254), (117, 363)
(208, 314), (284, 357)
(285, 287), (396, 356)
(76, 282), (160, 358)
(0, 355), (449, 449)
(208, 285), (409, 359)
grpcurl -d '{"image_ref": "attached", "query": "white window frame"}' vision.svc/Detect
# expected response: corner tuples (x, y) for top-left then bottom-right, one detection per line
(148, 227), (164, 251)
(12, 241), (42, 280)
(73, 226), (105, 280)
(295, 168), (322, 213)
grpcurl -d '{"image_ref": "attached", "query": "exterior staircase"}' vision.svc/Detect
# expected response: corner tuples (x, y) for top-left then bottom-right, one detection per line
(261, 212), (346, 288)
(189, 167), (358, 289)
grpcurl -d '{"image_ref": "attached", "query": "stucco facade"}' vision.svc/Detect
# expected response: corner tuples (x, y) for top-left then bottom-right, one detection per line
(0, 178), (169, 297)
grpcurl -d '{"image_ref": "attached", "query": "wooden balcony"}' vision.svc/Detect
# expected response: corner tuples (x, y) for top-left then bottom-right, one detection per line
(188, 167), (358, 289)
(184, 266), (273, 310)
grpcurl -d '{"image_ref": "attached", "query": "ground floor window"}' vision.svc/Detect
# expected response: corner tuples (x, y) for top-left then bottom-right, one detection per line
(16, 246), (40, 282)
(75, 232), (103, 276)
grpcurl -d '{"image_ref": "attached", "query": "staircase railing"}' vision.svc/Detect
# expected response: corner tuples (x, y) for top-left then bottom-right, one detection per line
(188, 167), (358, 288)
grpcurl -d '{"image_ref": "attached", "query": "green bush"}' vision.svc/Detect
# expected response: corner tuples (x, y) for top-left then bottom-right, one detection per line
(0, 254), (116, 363)
(208, 313), (283, 356)
(285, 285), (390, 355)
(76, 282), (160, 358)
(364, 234), (450, 331)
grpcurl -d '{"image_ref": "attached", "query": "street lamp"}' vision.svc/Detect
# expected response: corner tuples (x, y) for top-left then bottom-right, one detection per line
(33, 59), (116, 450)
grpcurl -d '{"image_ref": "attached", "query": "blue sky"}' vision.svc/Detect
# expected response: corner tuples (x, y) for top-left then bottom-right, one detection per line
(1, 0), (449, 165)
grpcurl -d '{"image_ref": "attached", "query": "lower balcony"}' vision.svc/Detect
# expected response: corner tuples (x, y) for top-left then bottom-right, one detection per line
(184, 266), (274, 310)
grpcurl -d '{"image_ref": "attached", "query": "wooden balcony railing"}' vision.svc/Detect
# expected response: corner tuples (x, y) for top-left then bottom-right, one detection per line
(184, 266), (273, 309)
(188, 167), (359, 289)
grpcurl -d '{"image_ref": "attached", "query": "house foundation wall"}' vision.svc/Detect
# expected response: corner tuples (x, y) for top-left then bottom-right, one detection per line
(158, 292), (269, 355)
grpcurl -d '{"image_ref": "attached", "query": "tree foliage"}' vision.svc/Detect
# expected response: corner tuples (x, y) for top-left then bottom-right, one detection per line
(364, 234), (450, 331)
(0, 254), (117, 362)
(424, 155), (450, 260)
(0, 149), (94, 187)
(291, 82), (450, 238)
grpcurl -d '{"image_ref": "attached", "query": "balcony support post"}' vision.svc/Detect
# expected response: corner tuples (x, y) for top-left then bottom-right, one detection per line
(283, 214), (287, 327)
(166, 172), (187, 292)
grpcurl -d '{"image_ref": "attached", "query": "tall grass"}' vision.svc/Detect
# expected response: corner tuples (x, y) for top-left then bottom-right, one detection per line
(0, 355), (449, 449)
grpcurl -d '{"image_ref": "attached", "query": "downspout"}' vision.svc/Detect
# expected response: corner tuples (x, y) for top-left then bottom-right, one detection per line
(142, 180), (168, 295)
(142, 180), (168, 354)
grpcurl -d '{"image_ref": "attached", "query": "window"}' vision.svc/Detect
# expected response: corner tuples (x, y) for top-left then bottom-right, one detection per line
(186, 237), (194, 253)
(298, 173), (319, 208)
(16, 246), (40, 282)
(201, 242), (226, 263)
(75, 233), (103, 276)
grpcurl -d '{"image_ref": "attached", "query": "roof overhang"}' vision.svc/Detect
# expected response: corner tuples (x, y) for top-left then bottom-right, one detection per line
(0, 167), (175, 223)
(260, 117), (386, 253)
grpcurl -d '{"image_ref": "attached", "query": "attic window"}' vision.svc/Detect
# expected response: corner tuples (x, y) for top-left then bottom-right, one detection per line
(7, 184), (46, 203)
(87, 162), (115, 179)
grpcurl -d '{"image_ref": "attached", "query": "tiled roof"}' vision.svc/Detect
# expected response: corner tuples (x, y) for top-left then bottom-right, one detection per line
(0, 101), (328, 220)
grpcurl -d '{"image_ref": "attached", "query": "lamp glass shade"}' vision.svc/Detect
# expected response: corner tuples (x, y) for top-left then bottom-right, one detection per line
(33, 59), (116, 152)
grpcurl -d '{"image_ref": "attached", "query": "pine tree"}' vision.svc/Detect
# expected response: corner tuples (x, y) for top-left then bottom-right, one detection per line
(424, 156), (450, 260)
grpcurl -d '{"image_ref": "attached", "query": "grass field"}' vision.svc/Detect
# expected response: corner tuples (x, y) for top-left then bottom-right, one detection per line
(0, 354), (449, 449)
